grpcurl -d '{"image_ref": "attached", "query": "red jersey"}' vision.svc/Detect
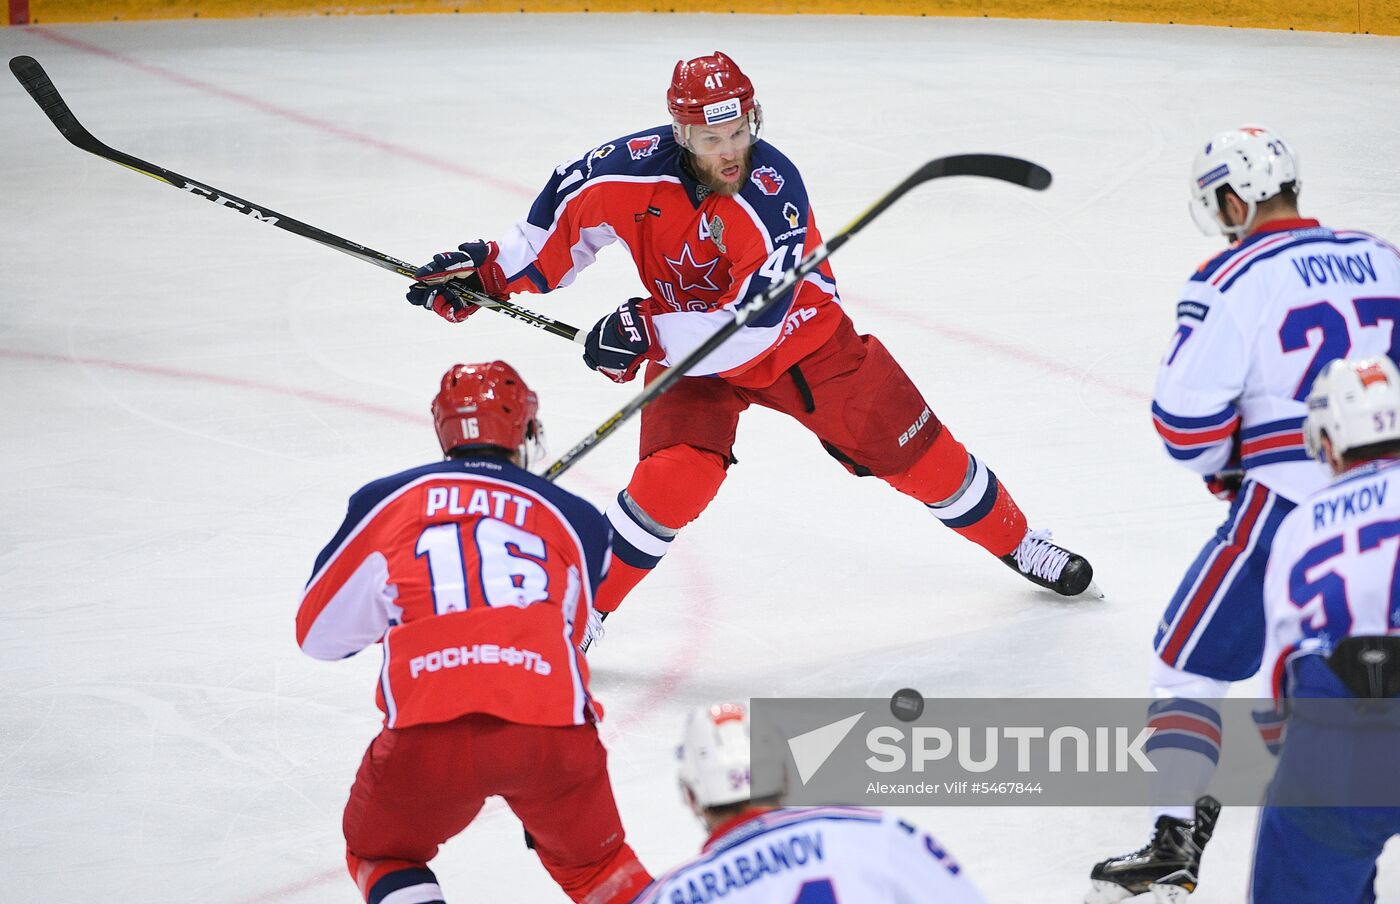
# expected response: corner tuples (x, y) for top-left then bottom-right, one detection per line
(296, 457), (610, 729)
(495, 127), (845, 390)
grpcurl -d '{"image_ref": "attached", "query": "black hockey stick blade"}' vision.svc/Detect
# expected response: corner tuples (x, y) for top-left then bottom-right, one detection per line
(9, 55), (584, 344)
(837, 153), (1051, 248)
(541, 152), (1051, 481)
(11, 55), (98, 152)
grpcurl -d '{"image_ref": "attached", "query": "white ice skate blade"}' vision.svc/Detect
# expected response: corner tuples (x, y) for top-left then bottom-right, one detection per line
(1084, 879), (1133, 904)
(1149, 882), (1192, 903)
(1083, 579), (1106, 599)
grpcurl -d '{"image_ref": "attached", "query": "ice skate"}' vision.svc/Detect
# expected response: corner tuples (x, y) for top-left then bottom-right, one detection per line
(1001, 529), (1098, 597)
(1086, 796), (1221, 903)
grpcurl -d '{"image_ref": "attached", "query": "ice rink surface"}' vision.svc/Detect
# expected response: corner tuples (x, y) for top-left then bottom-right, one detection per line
(3, 11), (1400, 901)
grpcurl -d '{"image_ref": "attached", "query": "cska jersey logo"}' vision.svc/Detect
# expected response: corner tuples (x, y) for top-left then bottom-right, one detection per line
(628, 134), (661, 160)
(665, 243), (721, 293)
(751, 166), (784, 196)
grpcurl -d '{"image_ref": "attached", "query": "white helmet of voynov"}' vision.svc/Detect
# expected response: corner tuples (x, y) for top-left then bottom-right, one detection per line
(1189, 125), (1300, 239)
(1304, 356), (1400, 462)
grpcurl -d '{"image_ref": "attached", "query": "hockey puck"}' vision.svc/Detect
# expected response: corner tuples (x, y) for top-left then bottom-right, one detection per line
(890, 688), (924, 722)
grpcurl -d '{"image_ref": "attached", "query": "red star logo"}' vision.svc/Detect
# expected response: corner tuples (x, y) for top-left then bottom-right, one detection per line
(664, 243), (721, 293)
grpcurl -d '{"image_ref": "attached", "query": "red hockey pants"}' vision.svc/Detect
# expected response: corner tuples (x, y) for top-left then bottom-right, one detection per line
(595, 315), (1027, 610)
(343, 714), (650, 904)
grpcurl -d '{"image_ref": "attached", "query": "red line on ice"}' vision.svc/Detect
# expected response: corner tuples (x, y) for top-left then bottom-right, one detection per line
(851, 293), (1151, 403)
(0, 348), (424, 423)
(29, 27), (538, 198)
(2, 344), (708, 897)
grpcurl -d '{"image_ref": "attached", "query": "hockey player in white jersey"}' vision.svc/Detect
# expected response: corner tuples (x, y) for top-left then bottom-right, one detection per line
(632, 702), (985, 904)
(1253, 355), (1400, 903)
(1089, 126), (1400, 901)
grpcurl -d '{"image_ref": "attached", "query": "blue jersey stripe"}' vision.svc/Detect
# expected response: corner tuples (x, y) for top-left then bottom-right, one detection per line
(1242, 449), (1312, 469)
(1189, 227), (1299, 283)
(1151, 402), (1237, 430)
(1242, 416), (1306, 439)
(1166, 445), (1211, 461)
(1332, 458), (1400, 488)
(514, 262), (550, 293)
(1219, 235), (1368, 293)
(707, 809), (882, 855)
(636, 809), (883, 901)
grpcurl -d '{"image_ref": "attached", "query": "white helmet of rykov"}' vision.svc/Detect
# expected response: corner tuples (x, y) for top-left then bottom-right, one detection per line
(1304, 356), (1400, 462)
(1189, 125), (1300, 238)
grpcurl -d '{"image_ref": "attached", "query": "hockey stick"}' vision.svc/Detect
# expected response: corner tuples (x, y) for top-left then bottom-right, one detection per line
(542, 154), (1053, 481)
(8, 54), (585, 345)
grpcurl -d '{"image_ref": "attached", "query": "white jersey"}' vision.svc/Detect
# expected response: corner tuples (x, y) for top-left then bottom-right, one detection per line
(633, 807), (984, 904)
(1263, 458), (1400, 696)
(1152, 221), (1400, 503)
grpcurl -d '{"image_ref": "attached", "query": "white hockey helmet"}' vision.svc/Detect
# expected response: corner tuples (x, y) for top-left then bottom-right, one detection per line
(1304, 356), (1400, 461)
(676, 702), (755, 812)
(1189, 125), (1300, 238)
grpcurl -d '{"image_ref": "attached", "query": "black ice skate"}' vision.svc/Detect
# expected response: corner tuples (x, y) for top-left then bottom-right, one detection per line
(1001, 529), (1097, 596)
(1086, 796), (1221, 903)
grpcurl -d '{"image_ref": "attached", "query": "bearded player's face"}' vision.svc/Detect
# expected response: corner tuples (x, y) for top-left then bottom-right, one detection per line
(684, 120), (753, 196)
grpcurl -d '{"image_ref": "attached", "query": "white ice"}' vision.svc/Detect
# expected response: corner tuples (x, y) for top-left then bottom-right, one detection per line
(3, 12), (1400, 902)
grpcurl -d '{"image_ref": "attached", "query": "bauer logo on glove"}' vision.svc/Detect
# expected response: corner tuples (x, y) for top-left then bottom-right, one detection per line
(583, 298), (662, 383)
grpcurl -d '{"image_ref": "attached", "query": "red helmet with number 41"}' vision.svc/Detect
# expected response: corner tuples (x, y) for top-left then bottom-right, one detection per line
(431, 361), (542, 466)
(666, 51), (763, 151)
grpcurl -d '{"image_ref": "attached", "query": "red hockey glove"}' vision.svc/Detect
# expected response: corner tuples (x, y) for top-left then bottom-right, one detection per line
(406, 240), (509, 324)
(1204, 469), (1244, 502)
(583, 298), (662, 383)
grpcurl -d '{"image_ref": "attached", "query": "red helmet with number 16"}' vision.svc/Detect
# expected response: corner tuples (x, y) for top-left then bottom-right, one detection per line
(431, 361), (542, 466)
(667, 51), (763, 151)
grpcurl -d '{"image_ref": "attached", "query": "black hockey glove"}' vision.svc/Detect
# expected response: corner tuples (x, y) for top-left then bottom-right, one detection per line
(406, 240), (509, 323)
(1204, 469), (1244, 502)
(583, 298), (662, 383)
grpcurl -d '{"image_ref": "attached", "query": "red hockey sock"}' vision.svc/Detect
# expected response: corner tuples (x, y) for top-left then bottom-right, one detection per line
(595, 445), (728, 612)
(595, 556), (647, 613)
(347, 854), (437, 903)
(885, 428), (1027, 558)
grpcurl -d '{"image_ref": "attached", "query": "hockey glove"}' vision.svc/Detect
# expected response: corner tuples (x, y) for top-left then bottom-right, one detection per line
(1204, 469), (1244, 502)
(1205, 430), (1244, 501)
(406, 240), (509, 324)
(583, 298), (661, 383)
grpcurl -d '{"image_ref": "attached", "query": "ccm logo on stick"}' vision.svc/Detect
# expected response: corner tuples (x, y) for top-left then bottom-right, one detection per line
(179, 182), (279, 223)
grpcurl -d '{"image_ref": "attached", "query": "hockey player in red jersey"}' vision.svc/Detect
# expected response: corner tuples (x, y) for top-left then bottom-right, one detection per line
(405, 52), (1094, 612)
(633, 702), (987, 903)
(296, 362), (651, 904)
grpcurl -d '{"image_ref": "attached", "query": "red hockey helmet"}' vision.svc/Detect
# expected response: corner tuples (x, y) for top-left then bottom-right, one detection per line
(431, 361), (541, 464)
(666, 51), (762, 151)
